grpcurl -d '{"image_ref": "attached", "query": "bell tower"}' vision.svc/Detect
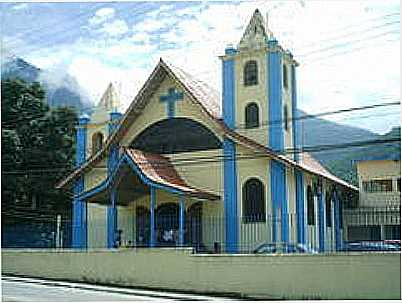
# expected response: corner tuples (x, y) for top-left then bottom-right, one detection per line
(220, 9), (299, 161)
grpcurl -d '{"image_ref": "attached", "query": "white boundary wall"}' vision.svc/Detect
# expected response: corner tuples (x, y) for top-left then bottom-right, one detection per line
(2, 249), (400, 300)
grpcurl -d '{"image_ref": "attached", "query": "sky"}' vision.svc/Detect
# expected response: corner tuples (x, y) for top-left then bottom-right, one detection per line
(0, 0), (400, 134)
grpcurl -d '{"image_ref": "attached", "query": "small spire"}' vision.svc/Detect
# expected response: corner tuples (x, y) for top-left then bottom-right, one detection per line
(98, 82), (120, 112)
(238, 9), (269, 50)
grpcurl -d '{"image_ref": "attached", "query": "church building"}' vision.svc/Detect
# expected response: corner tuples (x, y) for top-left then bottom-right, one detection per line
(57, 9), (357, 253)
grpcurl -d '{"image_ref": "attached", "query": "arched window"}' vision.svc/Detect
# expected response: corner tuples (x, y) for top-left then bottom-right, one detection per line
(307, 185), (315, 225)
(242, 178), (265, 223)
(245, 102), (259, 128)
(92, 132), (104, 154)
(283, 105), (289, 131)
(325, 191), (332, 227)
(283, 64), (288, 89)
(244, 60), (258, 86)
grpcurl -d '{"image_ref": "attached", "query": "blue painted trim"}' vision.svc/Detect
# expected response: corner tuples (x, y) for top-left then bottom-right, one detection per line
(225, 46), (237, 55)
(77, 153), (183, 200)
(108, 112), (122, 137)
(295, 170), (305, 245)
(150, 186), (156, 247)
(268, 48), (284, 151)
(107, 188), (117, 248)
(222, 58), (235, 129)
(179, 195), (185, 246)
(291, 64), (299, 162)
(270, 160), (288, 244)
(333, 191), (342, 251)
(159, 87), (183, 119)
(318, 191), (325, 252)
(223, 138), (238, 253)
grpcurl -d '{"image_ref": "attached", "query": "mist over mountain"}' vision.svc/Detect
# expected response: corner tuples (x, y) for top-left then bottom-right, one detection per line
(1, 56), (92, 113)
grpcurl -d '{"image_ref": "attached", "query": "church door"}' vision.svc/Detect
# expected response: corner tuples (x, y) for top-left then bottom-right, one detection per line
(156, 203), (179, 246)
(136, 206), (150, 246)
(187, 202), (203, 252)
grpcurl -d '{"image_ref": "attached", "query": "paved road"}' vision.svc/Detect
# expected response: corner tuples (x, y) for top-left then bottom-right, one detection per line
(2, 276), (234, 301)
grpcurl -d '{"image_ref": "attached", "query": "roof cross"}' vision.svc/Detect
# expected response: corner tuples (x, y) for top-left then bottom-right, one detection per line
(159, 87), (184, 118)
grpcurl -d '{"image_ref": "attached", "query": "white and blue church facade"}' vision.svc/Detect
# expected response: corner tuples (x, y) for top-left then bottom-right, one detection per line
(57, 9), (357, 253)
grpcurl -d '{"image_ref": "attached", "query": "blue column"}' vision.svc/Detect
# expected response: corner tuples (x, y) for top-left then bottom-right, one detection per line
(150, 186), (156, 247)
(179, 195), (185, 246)
(108, 111), (122, 136)
(291, 63), (299, 162)
(72, 114), (89, 249)
(107, 188), (117, 248)
(295, 170), (305, 245)
(223, 138), (238, 253)
(267, 39), (284, 152)
(334, 191), (342, 251)
(222, 46), (238, 253)
(318, 190), (325, 252)
(271, 160), (288, 244)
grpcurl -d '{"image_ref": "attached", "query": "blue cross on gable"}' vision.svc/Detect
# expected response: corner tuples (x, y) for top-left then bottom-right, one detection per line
(159, 87), (184, 118)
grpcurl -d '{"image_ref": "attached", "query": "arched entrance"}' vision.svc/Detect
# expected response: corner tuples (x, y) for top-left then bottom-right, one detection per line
(156, 203), (179, 246)
(187, 202), (203, 251)
(136, 206), (150, 246)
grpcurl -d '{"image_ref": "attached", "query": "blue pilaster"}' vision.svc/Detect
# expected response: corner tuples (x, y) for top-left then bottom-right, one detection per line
(291, 64), (299, 162)
(270, 160), (288, 244)
(318, 190), (325, 252)
(267, 39), (284, 152)
(72, 114), (89, 249)
(150, 186), (156, 247)
(107, 188), (117, 248)
(179, 195), (185, 246)
(106, 111), (121, 249)
(222, 48), (236, 129)
(334, 191), (342, 251)
(223, 138), (238, 253)
(295, 170), (305, 245)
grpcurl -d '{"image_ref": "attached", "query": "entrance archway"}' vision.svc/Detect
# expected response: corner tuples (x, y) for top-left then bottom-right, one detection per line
(156, 203), (179, 246)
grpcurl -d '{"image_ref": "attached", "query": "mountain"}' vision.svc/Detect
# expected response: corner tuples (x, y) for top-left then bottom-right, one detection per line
(1, 57), (92, 113)
(298, 110), (400, 185)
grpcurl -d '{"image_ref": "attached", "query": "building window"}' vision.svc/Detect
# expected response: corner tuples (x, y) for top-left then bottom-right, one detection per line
(245, 102), (259, 128)
(283, 104), (289, 131)
(283, 64), (288, 89)
(397, 178), (401, 192)
(325, 191), (332, 227)
(307, 185), (315, 225)
(362, 179), (393, 193)
(92, 132), (104, 154)
(242, 178), (266, 223)
(244, 60), (258, 86)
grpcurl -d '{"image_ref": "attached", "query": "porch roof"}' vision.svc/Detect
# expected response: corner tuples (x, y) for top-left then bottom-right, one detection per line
(78, 148), (220, 202)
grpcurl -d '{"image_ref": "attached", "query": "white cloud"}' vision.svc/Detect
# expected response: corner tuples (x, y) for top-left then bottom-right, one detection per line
(11, 3), (28, 11)
(89, 7), (115, 26)
(99, 19), (129, 36)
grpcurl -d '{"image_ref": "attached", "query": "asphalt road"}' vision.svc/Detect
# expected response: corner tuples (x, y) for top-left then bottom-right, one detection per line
(2, 276), (234, 302)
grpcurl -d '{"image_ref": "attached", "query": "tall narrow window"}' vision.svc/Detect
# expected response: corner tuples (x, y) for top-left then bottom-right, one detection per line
(325, 191), (332, 227)
(245, 102), (259, 128)
(283, 104), (289, 131)
(244, 60), (258, 86)
(92, 132), (104, 154)
(307, 185), (315, 225)
(283, 64), (288, 89)
(242, 178), (265, 223)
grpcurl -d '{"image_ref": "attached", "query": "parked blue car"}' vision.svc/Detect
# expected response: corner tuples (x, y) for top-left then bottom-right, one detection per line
(342, 241), (400, 252)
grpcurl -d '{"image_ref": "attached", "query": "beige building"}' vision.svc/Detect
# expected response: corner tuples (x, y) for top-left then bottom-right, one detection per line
(345, 159), (401, 241)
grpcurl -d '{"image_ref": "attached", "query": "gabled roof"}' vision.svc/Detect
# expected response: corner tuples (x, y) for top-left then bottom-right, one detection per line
(56, 58), (357, 192)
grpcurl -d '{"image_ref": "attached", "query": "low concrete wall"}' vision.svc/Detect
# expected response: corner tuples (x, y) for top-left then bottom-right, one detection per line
(2, 248), (400, 300)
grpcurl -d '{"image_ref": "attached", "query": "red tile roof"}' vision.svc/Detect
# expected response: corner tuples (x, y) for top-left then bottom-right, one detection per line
(125, 148), (220, 201)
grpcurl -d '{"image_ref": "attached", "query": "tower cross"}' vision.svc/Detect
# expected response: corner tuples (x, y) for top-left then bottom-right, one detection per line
(159, 87), (184, 118)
